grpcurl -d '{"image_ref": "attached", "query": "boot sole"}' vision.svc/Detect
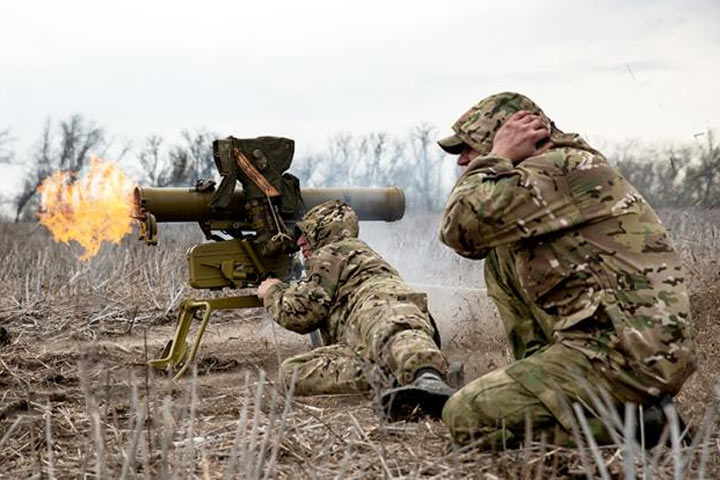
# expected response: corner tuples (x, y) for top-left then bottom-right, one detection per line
(381, 386), (452, 422)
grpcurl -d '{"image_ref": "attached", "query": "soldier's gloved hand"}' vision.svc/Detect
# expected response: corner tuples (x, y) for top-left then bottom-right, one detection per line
(257, 277), (282, 300)
(490, 110), (554, 164)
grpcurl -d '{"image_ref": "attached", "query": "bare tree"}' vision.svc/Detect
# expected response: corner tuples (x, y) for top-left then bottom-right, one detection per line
(408, 123), (445, 211)
(611, 141), (679, 208)
(356, 132), (397, 186)
(325, 132), (354, 186)
(165, 144), (192, 186)
(364, 132), (387, 184)
(0, 129), (16, 219)
(138, 135), (164, 186)
(136, 129), (217, 187)
(290, 127), (449, 211)
(610, 130), (720, 209)
(0, 128), (14, 164)
(57, 115), (103, 170)
(14, 115), (105, 221)
(289, 153), (317, 187)
(684, 130), (720, 207)
(180, 128), (216, 182)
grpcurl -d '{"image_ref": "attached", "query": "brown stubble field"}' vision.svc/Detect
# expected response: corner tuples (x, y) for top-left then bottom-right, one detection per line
(0, 209), (719, 479)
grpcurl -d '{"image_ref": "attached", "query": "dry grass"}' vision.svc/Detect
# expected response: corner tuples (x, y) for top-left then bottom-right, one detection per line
(1, 210), (719, 479)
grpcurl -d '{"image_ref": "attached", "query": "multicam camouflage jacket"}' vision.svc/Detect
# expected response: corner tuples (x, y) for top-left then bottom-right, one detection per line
(263, 201), (434, 346)
(439, 93), (697, 400)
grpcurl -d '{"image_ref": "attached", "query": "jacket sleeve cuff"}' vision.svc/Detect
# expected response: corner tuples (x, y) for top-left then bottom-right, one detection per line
(262, 281), (288, 309)
(460, 155), (514, 179)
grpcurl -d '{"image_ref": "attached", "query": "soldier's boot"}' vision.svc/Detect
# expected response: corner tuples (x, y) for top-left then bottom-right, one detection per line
(641, 395), (692, 448)
(380, 368), (456, 422)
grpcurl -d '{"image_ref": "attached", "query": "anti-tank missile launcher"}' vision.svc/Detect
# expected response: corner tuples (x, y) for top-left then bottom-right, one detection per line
(134, 136), (405, 379)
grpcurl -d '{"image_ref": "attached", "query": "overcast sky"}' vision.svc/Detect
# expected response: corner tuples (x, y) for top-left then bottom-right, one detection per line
(1, 0), (719, 193)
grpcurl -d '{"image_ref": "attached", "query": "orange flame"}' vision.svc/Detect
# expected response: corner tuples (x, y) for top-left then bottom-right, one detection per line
(37, 157), (136, 260)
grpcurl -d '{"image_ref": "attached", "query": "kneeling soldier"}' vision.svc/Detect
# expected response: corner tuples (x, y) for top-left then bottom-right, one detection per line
(258, 201), (455, 420)
(436, 92), (697, 447)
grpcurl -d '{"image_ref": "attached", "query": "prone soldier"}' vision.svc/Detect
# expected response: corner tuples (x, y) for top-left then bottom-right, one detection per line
(258, 200), (455, 419)
(436, 92), (697, 447)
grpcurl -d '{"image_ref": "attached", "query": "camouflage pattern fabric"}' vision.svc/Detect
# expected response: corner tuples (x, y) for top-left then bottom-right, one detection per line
(264, 201), (448, 396)
(279, 344), (370, 395)
(443, 344), (617, 448)
(437, 92), (592, 157)
(439, 92), (697, 445)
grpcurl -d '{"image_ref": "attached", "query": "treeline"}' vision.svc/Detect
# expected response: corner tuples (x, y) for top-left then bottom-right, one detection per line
(608, 132), (720, 208)
(2, 116), (450, 219)
(289, 124), (449, 211)
(1, 114), (718, 221)
(133, 123), (451, 212)
(1, 116), (221, 221)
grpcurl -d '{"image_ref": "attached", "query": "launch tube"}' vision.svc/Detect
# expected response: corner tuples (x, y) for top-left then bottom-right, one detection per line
(134, 186), (405, 222)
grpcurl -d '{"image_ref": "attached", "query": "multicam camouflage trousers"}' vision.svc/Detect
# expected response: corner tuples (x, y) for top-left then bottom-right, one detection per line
(441, 343), (626, 448)
(441, 248), (654, 448)
(280, 295), (448, 396)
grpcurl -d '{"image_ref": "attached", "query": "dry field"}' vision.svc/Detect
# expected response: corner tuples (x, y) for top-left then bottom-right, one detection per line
(1, 210), (719, 479)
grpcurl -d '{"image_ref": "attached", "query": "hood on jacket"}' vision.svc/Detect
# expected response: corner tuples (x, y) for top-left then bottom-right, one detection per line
(437, 91), (597, 156)
(295, 201), (359, 250)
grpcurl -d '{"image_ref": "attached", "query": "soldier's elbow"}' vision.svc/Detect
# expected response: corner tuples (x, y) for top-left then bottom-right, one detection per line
(439, 231), (490, 259)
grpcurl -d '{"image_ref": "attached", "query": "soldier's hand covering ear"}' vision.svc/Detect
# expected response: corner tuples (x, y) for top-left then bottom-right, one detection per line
(490, 111), (553, 164)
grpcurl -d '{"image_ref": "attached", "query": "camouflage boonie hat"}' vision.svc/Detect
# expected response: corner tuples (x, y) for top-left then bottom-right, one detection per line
(438, 92), (555, 156)
(296, 201), (359, 249)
